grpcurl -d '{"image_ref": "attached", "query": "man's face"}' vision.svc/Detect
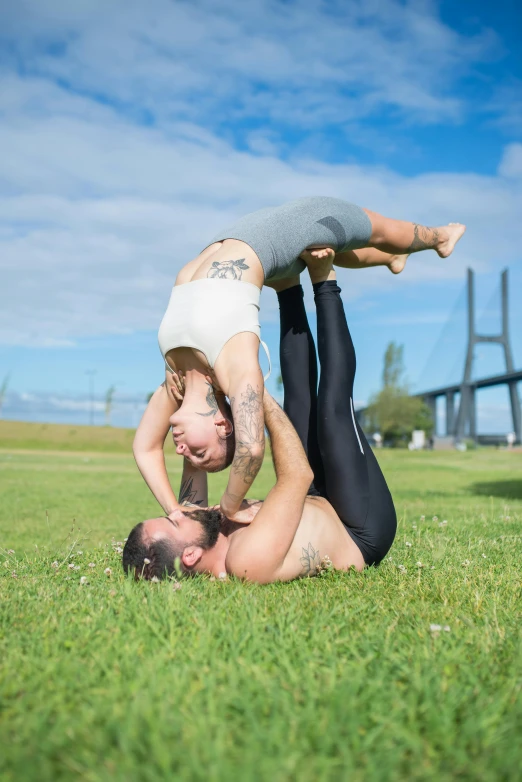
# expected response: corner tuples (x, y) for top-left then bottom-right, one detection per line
(142, 508), (221, 553)
(141, 510), (201, 549)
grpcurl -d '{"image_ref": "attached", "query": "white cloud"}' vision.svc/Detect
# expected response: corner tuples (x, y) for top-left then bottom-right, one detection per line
(498, 143), (522, 179)
(0, 1), (520, 349)
(0, 81), (521, 345)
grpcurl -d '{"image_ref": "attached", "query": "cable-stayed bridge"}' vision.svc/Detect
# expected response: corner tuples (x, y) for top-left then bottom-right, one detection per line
(413, 268), (521, 444)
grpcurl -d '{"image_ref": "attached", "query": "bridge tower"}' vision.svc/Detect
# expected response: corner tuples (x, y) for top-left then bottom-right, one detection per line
(455, 268), (521, 442)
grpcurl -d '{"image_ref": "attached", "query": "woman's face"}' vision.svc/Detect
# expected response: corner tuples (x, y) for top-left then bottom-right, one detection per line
(169, 407), (227, 472)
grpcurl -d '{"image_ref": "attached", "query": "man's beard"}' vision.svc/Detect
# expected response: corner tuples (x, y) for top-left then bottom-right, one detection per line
(186, 509), (222, 550)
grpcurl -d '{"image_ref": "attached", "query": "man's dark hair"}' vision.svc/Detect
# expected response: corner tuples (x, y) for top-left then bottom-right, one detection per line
(122, 508), (222, 581)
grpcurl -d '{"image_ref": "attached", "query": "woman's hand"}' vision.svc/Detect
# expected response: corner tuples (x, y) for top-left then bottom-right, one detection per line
(222, 499), (260, 524)
(165, 368), (185, 404)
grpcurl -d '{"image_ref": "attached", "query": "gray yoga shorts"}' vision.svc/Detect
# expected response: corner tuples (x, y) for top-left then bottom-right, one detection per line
(210, 196), (372, 281)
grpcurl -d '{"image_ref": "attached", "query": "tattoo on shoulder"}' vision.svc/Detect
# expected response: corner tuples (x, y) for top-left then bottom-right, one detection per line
(196, 382), (219, 417)
(207, 258), (249, 280)
(407, 224), (439, 253)
(230, 384), (264, 485)
(178, 476), (203, 506)
(300, 543), (321, 577)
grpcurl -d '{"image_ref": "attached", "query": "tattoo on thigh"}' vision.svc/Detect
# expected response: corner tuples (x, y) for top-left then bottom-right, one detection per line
(300, 543), (321, 576)
(179, 476), (203, 506)
(196, 382), (219, 417)
(407, 224), (439, 253)
(230, 384), (264, 484)
(208, 258), (249, 280)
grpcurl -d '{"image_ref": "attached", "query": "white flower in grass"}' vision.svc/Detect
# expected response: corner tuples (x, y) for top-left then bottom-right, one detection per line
(88, 562), (95, 568)
(124, 538), (128, 542)
(405, 541), (412, 547)
(439, 520), (448, 527)
(77, 550), (83, 555)
(172, 581), (182, 591)
(482, 553), (487, 559)
(11, 571), (17, 578)
(412, 524), (417, 530)
(3, 561), (9, 568)
(416, 562), (424, 568)
(432, 516), (438, 522)
(462, 559), (470, 567)
(68, 563), (75, 569)
(420, 516), (425, 521)
(113, 546), (123, 554)
(143, 558), (150, 565)
(218, 572), (227, 580)
(430, 624), (450, 633)
(51, 561), (59, 569)
(150, 576), (160, 583)
(398, 564), (407, 573)
(7, 549), (15, 555)
(73, 565), (81, 571)
(104, 567), (112, 576)
(80, 576), (88, 585)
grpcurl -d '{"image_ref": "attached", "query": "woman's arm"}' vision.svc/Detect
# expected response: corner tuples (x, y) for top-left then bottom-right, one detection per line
(220, 364), (265, 519)
(133, 375), (181, 514)
(178, 459), (208, 509)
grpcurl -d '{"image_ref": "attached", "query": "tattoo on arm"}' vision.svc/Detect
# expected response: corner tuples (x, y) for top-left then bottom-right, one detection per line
(196, 382), (219, 417)
(178, 476), (203, 506)
(300, 543), (321, 577)
(207, 258), (250, 280)
(230, 384), (264, 485)
(406, 224), (439, 253)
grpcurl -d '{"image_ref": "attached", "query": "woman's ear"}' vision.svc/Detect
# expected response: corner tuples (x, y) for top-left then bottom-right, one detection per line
(181, 546), (204, 568)
(215, 415), (234, 440)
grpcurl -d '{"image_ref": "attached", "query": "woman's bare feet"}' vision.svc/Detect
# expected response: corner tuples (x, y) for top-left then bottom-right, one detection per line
(388, 253), (409, 274)
(435, 223), (466, 258)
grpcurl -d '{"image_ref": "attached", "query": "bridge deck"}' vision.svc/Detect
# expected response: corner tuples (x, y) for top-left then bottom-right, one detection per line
(416, 369), (522, 398)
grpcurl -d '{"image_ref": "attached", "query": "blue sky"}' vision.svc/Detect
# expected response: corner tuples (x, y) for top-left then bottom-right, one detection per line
(0, 0), (521, 431)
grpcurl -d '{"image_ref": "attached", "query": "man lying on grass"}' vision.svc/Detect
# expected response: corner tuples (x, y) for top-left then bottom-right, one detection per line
(123, 265), (397, 582)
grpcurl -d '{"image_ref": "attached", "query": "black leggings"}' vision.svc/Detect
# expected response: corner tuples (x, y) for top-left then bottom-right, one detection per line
(277, 281), (396, 565)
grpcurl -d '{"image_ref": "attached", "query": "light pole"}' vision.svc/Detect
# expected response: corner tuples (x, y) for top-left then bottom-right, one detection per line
(86, 370), (96, 426)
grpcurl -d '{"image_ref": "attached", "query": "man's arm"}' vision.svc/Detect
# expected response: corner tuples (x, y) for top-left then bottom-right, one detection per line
(226, 392), (313, 583)
(220, 365), (265, 519)
(133, 377), (180, 514)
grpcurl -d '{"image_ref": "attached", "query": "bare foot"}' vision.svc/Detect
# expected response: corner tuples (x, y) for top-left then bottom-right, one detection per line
(300, 247), (336, 284)
(388, 253), (409, 275)
(435, 223), (466, 258)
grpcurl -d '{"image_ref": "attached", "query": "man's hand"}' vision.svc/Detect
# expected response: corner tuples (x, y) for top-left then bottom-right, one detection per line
(221, 497), (259, 524)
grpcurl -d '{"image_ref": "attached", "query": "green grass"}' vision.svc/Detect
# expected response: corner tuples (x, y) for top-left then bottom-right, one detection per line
(1, 423), (522, 781)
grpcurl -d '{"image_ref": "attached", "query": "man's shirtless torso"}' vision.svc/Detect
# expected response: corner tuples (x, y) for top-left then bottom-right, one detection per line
(220, 494), (365, 580)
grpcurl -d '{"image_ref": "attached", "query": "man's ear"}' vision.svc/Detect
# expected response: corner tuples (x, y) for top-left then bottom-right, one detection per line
(181, 546), (204, 568)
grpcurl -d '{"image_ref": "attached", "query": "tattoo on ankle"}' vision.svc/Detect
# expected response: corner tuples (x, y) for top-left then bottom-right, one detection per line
(196, 382), (219, 417)
(300, 542), (321, 576)
(230, 384), (264, 484)
(179, 476), (203, 506)
(406, 224), (439, 253)
(208, 258), (249, 280)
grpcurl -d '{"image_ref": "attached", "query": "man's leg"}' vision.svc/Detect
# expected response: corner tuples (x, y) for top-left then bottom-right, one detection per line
(272, 278), (325, 493)
(313, 277), (396, 565)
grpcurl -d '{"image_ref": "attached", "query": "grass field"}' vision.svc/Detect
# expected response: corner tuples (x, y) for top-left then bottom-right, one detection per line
(1, 421), (522, 781)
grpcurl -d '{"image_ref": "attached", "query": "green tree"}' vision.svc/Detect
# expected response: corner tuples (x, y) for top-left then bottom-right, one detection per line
(365, 343), (433, 447)
(105, 385), (116, 427)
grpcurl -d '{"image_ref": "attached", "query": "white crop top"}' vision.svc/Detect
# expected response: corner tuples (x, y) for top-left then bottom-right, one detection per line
(158, 278), (271, 378)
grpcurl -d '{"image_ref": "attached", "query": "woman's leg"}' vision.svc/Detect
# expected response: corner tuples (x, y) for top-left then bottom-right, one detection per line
(313, 275), (396, 565)
(272, 278), (326, 493)
(334, 247), (410, 275)
(363, 210), (466, 258)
